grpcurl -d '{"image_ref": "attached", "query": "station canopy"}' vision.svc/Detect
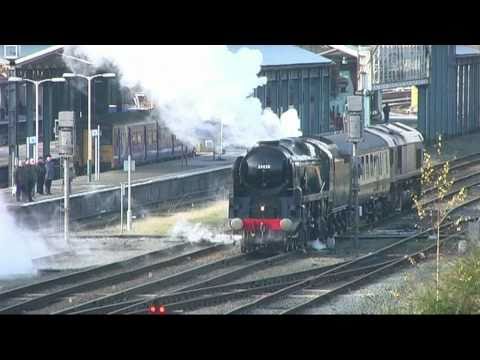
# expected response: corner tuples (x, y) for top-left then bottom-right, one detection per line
(227, 45), (332, 67)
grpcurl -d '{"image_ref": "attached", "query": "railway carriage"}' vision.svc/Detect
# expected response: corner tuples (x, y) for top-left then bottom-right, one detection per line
(229, 122), (424, 253)
(96, 114), (190, 171)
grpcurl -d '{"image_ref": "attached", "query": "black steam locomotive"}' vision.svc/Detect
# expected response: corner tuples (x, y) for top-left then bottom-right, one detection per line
(229, 122), (424, 253)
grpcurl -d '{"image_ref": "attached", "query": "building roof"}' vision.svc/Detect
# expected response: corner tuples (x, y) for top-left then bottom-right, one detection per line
(227, 45), (332, 67)
(320, 45), (360, 58)
(0, 45), (95, 69)
(456, 45), (480, 56)
(0, 45), (53, 62)
(14, 45), (65, 65)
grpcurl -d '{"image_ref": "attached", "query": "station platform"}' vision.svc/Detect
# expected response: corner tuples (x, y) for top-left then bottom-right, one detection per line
(1, 152), (237, 205)
(426, 130), (480, 162)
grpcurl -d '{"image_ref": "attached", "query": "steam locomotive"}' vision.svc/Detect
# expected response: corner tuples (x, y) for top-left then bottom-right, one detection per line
(229, 122), (424, 253)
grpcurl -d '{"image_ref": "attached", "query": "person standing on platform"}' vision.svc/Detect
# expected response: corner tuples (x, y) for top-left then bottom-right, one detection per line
(45, 155), (55, 195)
(383, 103), (391, 124)
(14, 160), (25, 202)
(36, 157), (46, 195)
(23, 159), (33, 202)
(27, 159), (36, 201)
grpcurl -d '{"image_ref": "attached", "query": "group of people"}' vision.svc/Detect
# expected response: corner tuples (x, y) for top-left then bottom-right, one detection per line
(14, 155), (55, 202)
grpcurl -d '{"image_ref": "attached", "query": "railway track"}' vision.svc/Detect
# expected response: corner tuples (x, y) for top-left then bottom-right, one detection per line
(0, 242), (225, 314)
(3, 152), (480, 315)
(52, 156), (480, 315)
(223, 193), (480, 315)
(119, 256), (393, 315)
(118, 183), (480, 315)
(45, 249), (296, 314)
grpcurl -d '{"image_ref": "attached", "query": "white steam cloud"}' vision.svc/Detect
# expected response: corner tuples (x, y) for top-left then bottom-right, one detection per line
(63, 45), (302, 147)
(168, 219), (237, 245)
(0, 195), (52, 277)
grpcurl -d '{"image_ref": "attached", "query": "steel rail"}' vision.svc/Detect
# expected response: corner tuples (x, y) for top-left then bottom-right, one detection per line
(281, 232), (461, 314)
(0, 244), (224, 314)
(56, 252), (292, 315)
(51, 251), (268, 314)
(0, 242), (196, 305)
(227, 195), (480, 315)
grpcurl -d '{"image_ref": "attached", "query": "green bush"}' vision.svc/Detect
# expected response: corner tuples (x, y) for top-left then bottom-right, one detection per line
(407, 248), (480, 314)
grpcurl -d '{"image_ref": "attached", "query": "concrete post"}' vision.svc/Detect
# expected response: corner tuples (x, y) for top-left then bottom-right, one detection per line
(8, 74), (18, 189)
(127, 154), (132, 231)
(120, 182), (125, 234)
(64, 157), (70, 245)
(87, 78), (92, 183)
(352, 141), (359, 255)
(35, 82), (39, 164)
(95, 124), (100, 181)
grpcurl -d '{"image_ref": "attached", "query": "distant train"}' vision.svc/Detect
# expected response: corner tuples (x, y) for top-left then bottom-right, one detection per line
(229, 122), (424, 253)
(95, 115), (192, 171)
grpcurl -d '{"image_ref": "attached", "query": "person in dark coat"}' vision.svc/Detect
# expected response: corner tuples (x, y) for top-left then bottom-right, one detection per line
(45, 155), (55, 195)
(36, 157), (46, 195)
(383, 103), (391, 123)
(14, 160), (25, 202)
(26, 159), (36, 202)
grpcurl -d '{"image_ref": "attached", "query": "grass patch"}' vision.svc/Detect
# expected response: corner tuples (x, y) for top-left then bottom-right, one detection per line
(129, 200), (228, 236)
(407, 248), (480, 314)
(357, 248), (480, 314)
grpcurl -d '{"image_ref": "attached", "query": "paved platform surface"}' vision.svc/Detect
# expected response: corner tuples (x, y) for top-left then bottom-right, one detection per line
(1, 152), (238, 205)
(426, 130), (480, 162)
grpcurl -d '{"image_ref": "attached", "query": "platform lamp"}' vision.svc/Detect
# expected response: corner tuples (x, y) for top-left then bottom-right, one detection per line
(62, 72), (116, 182)
(8, 76), (66, 164)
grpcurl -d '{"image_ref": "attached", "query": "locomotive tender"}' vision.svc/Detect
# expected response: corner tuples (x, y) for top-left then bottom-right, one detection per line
(229, 122), (424, 253)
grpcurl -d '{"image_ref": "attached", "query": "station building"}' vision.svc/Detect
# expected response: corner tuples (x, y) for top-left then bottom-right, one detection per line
(1, 45), (335, 161)
(229, 45), (334, 135)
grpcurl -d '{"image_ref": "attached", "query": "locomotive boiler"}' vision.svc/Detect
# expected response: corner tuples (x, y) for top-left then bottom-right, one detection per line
(229, 122), (424, 253)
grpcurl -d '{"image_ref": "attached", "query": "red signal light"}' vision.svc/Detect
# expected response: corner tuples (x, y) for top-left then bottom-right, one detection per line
(148, 304), (166, 314)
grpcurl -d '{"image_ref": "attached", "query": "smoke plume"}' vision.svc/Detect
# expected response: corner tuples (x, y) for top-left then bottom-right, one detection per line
(63, 45), (302, 147)
(0, 194), (51, 277)
(168, 219), (236, 245)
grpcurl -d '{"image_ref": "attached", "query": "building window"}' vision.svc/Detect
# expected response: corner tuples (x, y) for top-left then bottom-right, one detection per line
(4, 45), (20, 59)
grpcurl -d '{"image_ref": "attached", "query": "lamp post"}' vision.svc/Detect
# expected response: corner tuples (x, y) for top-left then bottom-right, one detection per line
(8, 76), (66, 164)
(219, 120), (223, 160)
(62, 72), (116, 182)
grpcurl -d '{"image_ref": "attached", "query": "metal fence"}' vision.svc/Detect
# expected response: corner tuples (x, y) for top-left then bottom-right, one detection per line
(372, 45), (431, 90)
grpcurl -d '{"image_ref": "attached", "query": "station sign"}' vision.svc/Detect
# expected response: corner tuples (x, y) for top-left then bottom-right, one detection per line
(346, 96), (363, 142)
(347, 96), (363, 112)
(58, 111), (75, 157)
(26, 136), (37, 145)
(124, 160), (136, 172)
(92, 129), (102, 137)
(347, 115), (363, 142)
